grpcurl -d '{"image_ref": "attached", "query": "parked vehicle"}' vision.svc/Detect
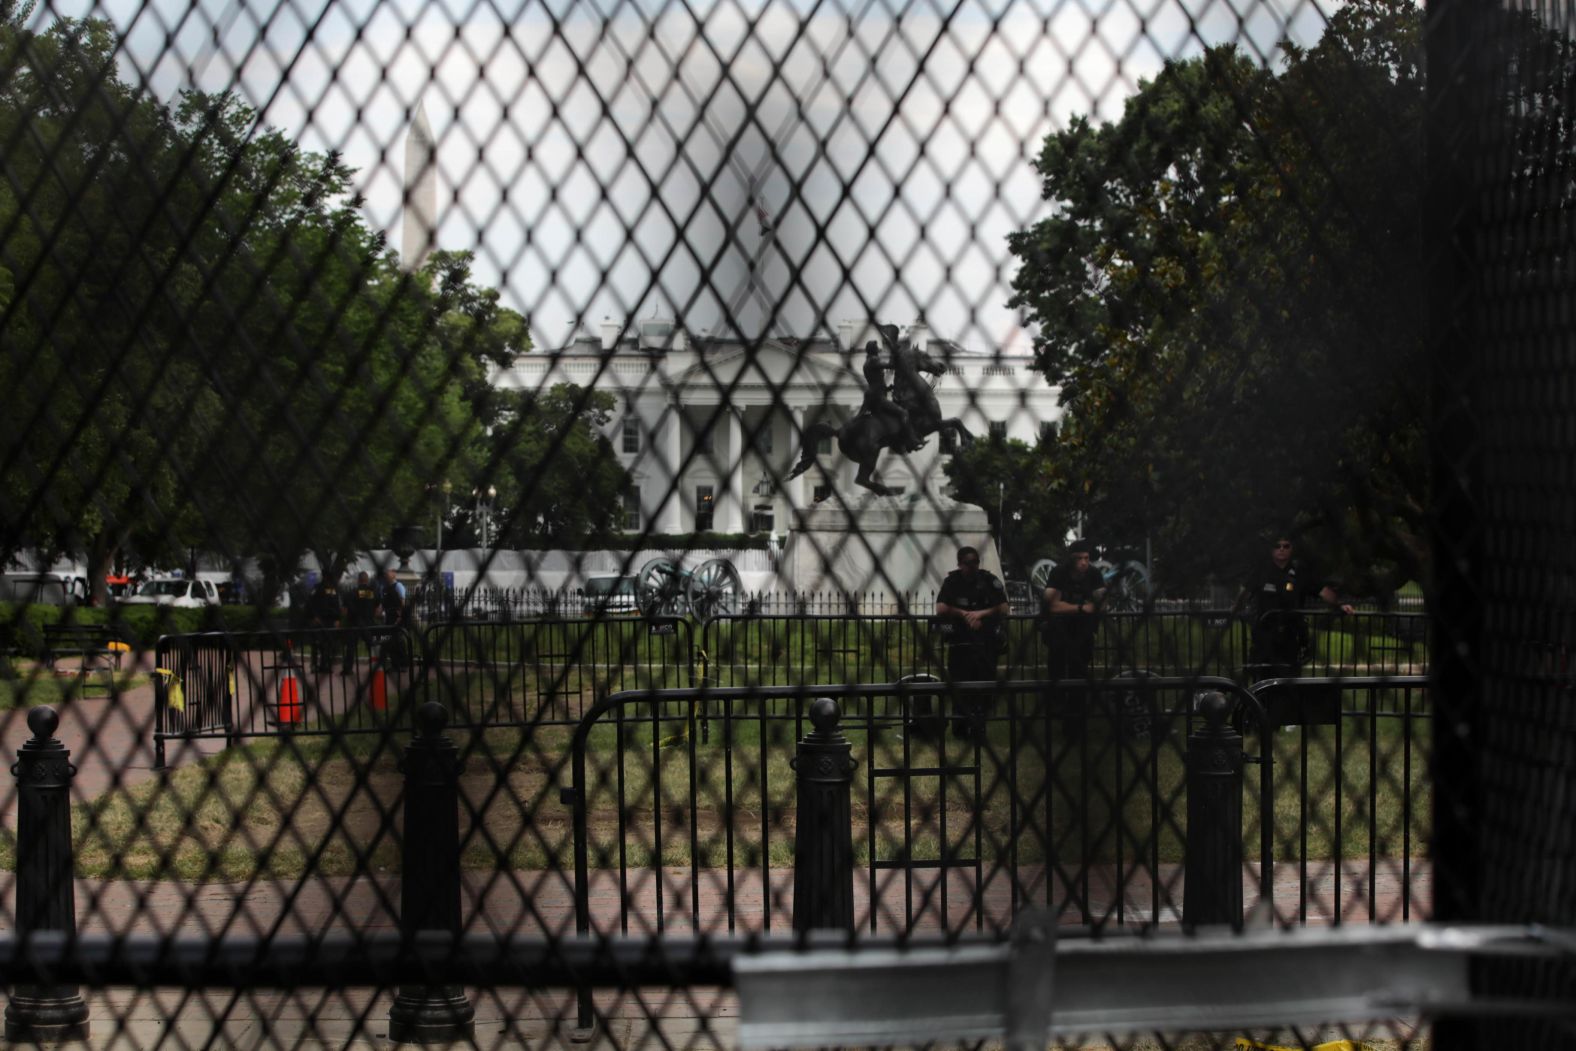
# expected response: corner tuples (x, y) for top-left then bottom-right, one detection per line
(580, 575), (640, 616)
(120, 577), (220, 608)
(0, 572), (83, 606)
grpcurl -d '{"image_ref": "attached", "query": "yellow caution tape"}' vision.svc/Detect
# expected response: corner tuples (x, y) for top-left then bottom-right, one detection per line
(154, 668), (185, 712)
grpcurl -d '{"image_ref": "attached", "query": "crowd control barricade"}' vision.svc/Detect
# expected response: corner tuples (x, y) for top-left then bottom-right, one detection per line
(152, 626), (417, 767)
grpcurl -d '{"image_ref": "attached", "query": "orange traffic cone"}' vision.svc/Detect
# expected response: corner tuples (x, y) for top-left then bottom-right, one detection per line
(277, 672), (302, 725)
(370, 665), (387, 713)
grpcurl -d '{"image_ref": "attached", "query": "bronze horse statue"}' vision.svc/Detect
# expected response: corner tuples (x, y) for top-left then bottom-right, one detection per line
(788, 338), (975, 497)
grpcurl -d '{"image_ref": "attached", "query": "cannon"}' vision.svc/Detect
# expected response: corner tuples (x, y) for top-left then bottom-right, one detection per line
(635, 557), (744, 624)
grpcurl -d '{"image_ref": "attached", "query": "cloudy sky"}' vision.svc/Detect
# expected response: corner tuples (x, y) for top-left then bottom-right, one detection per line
(70, 0), (1332, 353)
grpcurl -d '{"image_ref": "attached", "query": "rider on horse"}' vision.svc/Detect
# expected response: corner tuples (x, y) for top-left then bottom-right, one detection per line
(788, 322), (974, 497)
(860, 339), (925, 453)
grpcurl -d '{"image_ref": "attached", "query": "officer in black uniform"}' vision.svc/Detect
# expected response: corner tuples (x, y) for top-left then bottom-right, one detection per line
(934, 546), (1009, 742)
(306, 577), (344, 673)
(1040, 539), (1104, 681)
(380, 568), (408, 672)
(344, 571), (381, 674)
(1238, 535), (1354, 678)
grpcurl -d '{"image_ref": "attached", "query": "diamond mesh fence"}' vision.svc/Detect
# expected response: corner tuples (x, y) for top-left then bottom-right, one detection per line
(0, 0), (1565, 1046)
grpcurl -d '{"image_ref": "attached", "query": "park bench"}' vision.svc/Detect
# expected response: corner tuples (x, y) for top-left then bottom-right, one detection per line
(43, 623), (124, 676)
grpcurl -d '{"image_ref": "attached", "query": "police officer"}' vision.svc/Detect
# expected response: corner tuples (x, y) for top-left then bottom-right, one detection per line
(343, 571), (381, 674)
(306, 577), (344, 673)
(380, 568), (408, 672)
(934, 546), (1009, 742)
(1238, 534), (1354, 678)
(1041, 540), (1104, 681)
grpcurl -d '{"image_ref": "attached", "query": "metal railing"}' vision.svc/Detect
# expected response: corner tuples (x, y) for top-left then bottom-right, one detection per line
(148, 612), (1429, 762)
(152, 626), (417, 767)
(566, 675), (1430, 940)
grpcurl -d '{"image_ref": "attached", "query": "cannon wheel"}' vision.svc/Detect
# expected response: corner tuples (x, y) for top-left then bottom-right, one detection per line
(688, 558), (743, 625)
(1029, 559), (1057, 592)
(1103, 561), (1150, 614)
(637, 557), (686, 619)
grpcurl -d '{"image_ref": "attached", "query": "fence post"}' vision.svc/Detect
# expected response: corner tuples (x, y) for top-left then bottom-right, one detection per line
(1183, 690), (1244, 930)
(792, 696), (856, 933)
(6, 706), (90, 1042)
(388, 701), (475, 1043)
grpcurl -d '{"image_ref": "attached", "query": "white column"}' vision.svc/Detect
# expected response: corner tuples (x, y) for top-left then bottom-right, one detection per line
(657, 401), (685, 534)
(723, 408), (746, 533)
(789, 406), (807, 512)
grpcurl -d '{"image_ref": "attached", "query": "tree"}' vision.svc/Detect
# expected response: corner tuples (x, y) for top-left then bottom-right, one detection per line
(0, 20), (536, 599)
(942, 437), (1074, 578)
(487, 384), (629, 549)
(0, 18), (224, 596)
(1007, 0), (1427, 593)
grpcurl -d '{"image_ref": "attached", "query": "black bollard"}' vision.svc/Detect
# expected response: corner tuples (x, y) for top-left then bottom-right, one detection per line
(6, 706), (89, 1042)
(388, 702), (475, 1043)
(791, 697), (856, 933)
(1183, 691), (1244, 930)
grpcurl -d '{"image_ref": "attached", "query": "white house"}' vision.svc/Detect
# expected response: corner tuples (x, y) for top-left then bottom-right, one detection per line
(490, 317), (1062, 539)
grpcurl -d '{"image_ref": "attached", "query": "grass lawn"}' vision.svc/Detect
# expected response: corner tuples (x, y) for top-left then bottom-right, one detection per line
(0, 661), (149, 709)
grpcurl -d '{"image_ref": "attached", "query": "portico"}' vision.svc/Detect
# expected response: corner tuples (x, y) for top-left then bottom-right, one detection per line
(490, 318), (1061, 538)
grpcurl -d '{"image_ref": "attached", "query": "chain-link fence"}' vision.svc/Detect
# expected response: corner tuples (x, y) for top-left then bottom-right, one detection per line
(0, 0), (1569, 1046)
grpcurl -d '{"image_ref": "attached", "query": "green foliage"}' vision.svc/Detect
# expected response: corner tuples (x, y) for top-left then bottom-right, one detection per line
(942, 437), (1073, 574)
(488, 384), (629, 548)
(1007, 0), (1427, 592)
(0, 601), (285, 655)
(0, 18), (581, 597)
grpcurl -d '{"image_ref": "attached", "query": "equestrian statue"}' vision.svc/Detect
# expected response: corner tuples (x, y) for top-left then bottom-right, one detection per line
(788, 325), (975, 497)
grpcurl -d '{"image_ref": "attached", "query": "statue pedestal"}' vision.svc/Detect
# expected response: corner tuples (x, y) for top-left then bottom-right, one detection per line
(781, 492), (1001, 603)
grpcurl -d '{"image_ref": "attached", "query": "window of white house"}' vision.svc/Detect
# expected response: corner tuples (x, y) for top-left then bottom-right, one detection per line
(695, 485), (715, 531)
(751, 503), (774, 533)
(695, 418), (713, 454)
(621, 488), (641, 532)
(1040, 420), (1058, 444)
(989, 420), (1008, 442)
(754, 422), (773, 455)
(622, 417), (640, 454)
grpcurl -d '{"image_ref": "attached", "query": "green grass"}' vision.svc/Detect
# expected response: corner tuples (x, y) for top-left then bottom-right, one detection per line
(0, 664), (150, 709)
